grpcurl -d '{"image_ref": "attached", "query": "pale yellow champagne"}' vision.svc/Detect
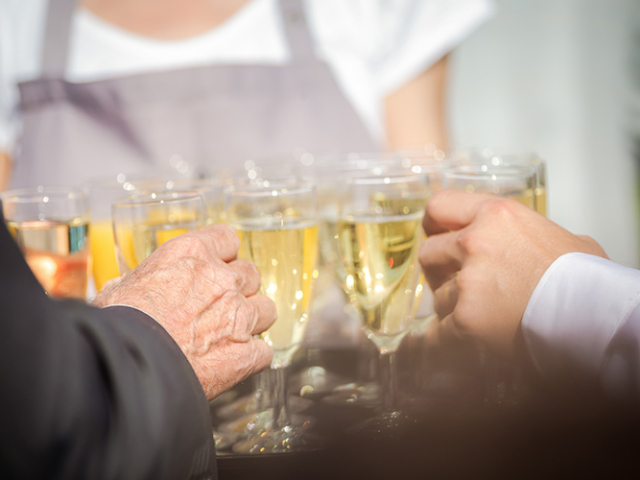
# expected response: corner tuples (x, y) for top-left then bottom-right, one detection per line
(318, 214), (349, 289)
(90, 219), (119, 291)
(113, 206), (201, 272)
(7, 218), (89, 299)
(534, 186), (547, 216)
(507, 188), (536, 210)
(371, 193), (428, 217)
(236, 219), (319, 368)
(114, 222), (194, 272)
(338, 212), (423, 347)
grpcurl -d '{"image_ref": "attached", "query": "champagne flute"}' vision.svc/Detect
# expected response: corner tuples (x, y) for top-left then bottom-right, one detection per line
(112, 190), (207, 273)
(452, 148), (547, 215)
(301, 154), (389, 405)
(0, 186), (90, 299)
(214, 163), (305, 444)
(162, 177), (226, 225)
(393, 151), (452, 397)
(305, 153), (413, 407)
(444, 162), (538, 405)
(84, 174), (181, 293)
(444, 164), (538, 210)
(84, 180), (132, 293)
(337, 167), (428, 428)
(226, 178), (320, 454)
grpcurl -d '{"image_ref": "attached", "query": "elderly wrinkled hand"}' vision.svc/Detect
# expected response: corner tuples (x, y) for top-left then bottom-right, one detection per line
(93, 224), (276, 399)
(419, 189), (607, 355)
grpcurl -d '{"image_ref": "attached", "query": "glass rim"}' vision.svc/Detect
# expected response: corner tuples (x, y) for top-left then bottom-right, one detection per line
(445, 165), (536, 180)
(225, 179), (315, 197)
(112, 189), (205, 208)
(343, 169), (429, 186)
(0, 185), (86, 203)
(452, 148), (542, 165)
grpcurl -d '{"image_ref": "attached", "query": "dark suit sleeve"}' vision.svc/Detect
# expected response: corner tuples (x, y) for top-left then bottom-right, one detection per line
(0, 212), (216, 480)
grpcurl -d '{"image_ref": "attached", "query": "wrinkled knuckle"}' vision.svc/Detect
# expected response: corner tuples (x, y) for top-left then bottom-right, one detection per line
(215, 224), (240, 249)
(232, 303), (257, 341)
(227, 267), (243, 289)
(178, 234), (209, 257)
(254, 340), (273, 368)
(216, 267), (239, 291)
(243, 302), (259, 330)
(246, 261), (261, 281)
(236, 260), (261, 287)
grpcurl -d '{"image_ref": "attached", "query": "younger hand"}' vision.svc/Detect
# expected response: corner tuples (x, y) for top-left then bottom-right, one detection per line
(419, 190), (607, 355)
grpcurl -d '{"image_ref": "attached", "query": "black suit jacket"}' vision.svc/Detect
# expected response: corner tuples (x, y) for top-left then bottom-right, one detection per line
(0, 207), (216, 479)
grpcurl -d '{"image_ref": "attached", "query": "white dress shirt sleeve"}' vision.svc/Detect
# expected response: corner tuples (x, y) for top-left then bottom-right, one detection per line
(371, 0), (496, 97)
(522, 252), (640, 398)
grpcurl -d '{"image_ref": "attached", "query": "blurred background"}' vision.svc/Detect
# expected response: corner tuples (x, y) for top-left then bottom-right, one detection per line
(449, 0), (640, 267)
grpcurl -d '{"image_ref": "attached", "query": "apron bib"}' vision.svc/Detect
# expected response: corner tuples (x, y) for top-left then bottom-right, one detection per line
(12, 0), (378, 187)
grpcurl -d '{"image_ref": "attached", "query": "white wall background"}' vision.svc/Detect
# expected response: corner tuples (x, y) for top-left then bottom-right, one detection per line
(448, 0), (640, 267)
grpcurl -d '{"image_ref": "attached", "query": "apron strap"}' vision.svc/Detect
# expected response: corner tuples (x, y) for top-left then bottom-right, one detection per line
(41, 0), (77, 77)
(278, 0), (317, 61)
(40, 0), (316, 76)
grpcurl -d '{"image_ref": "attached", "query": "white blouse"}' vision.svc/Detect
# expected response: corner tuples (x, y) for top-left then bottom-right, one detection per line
(0, 0), (495, 151)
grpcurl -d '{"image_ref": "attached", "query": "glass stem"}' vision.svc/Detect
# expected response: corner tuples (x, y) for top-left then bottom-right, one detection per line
(379, 349), (399, 413)
(270, 367), (290, 429)
(254, 369), (270, 412)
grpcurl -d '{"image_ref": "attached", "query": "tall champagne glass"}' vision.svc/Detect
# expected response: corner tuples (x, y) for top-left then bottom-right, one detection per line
(306, 153), (409, 407)
(214, 164), (305, 445)
(226, 178), (319, 454)
(1, 186), (89, 299)
(444, 164), (538, 210)
(84, 174), (179, 292)
(161, 177), (226, 225)
(444, 162), (538, 405)
(112, 190), (207, 273)
(337, 167), (428, 426)
(393, 151), (452, 396)
(452, 149), (547, 215)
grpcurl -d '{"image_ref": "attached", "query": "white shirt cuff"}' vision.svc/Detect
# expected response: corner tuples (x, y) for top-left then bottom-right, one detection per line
(522, 252), (640, 379)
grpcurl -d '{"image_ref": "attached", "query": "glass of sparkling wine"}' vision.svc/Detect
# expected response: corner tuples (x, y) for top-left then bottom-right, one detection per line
(444, 162), (538, 405)
(444, 164), (538, 210)
(451, 149), (547, 215)
(337, 167), (428, 426)
(306, 153), (412, 407)
(213, 163), (305, 448)
(160, 177), (227, 225)
(0, 186), (90, 299)
(111, 190), (207, 273)
(225, 178), (319, 454)
(84, 174), (183, 292)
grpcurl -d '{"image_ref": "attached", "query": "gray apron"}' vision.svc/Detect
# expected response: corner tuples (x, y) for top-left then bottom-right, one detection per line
(11, 0), (378, 188)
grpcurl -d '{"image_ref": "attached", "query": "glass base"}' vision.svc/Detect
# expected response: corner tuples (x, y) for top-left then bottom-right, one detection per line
(347, 410), (414, 439)
(322, 381), (380, 408)
(218, 408), (275, 436)
(213, 430), (240, 451)
(232, 423), (320, 455)
(216, 392), (261, 421)
(289, 365), (352, 399)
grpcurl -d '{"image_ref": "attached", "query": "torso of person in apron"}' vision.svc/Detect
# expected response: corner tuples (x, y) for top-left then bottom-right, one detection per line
(11, 0), (378, 188)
